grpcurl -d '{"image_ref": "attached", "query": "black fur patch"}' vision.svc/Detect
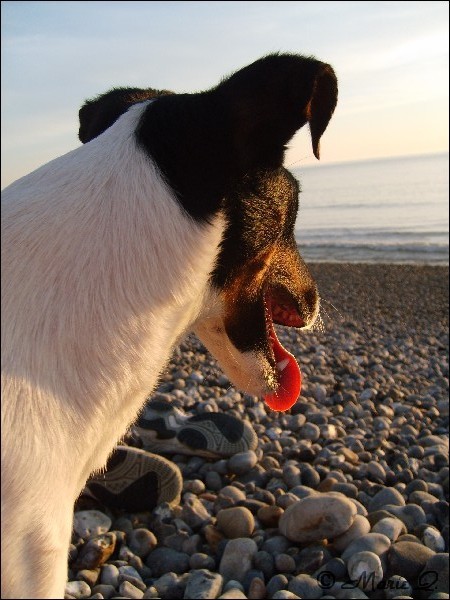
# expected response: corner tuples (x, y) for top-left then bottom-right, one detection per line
(136, 53), (337, 220)
(78, 87), (174, 144)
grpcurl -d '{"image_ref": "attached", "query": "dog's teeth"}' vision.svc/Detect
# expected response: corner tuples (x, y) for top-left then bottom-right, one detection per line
(277, 358), (289, 372)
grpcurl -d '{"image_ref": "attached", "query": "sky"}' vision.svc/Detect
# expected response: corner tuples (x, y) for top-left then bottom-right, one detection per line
(1, 1), (449, 189)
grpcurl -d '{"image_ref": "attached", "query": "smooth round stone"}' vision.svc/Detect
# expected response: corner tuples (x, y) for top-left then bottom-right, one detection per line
(184, 569), (224, 599)
(279, 494), (357, 543)
(254, 551), (275, 580)
(328, 583), (369, 599)
(266, 574), (289, 598)
(288, 574), (322, 599)
(275, 553), (296, 573)
(422, 527), (446, 551)
(261, 535), (291, 555)
(218, 589), (247, 599)
(222, 580), (245, 593)
(332, 515), (371, 552)
(367, 461), (387, 482)
(145, 547), (190, 576)
(119, 580), (144, 599)
(73, 510), (112, 540)
(257, 505), (284, 527)
(248, 576), (266, 600)
(189, 553), (216, 570)
(74, 532), (116, 569)
(388, 541), (436, 581)
(299, 423), (321, 442)
(100, 564), (119, 587)
(383, 504), (427, 529)
(368, 487), (406, 513)
(341, 533), (391, 561)
(383, 575), (413, 599)
(128, 528), (157, 558)
(409, 490), (440, 506)
(205, 471), (223, 491)
(151, 572), (182, 599)
(91, 584), (116, 599)
(228, 451), (258, 475)
(270, 592), (301, 600)
(219, 538), (258, 583)
(348, 551), (383, 590)
(184, 479), (206, 495)
(301, 466), (321, 488)
(181, 497), (213, 529)
(283, 465), (301, 488)
(219, 485), (247, 502)
(315, 557), (347, 581)
(216, 507), (255, 539)
(405, 479), (429, 495)
(372, 517), (406, 542)
(65, 581), (92, 599)
(421, 553), (450, 594)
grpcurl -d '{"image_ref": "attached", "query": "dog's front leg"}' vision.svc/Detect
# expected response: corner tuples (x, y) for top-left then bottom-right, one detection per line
(1, 497), (73, 599)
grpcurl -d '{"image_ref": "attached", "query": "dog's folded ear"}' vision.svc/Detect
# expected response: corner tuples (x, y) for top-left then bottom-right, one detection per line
(78, 87), (174, 143)
(217, 53), (338, 166)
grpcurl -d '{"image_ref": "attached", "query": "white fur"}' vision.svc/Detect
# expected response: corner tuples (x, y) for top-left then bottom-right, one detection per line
(1, 103), (228, 598)
(1, 101), (277, 598)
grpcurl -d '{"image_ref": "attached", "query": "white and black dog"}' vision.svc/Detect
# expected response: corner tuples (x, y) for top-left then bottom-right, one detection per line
(1, 54), (337, 598)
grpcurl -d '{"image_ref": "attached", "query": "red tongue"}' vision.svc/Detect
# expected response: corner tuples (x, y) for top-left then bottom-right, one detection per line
(264, 319), (302, 412)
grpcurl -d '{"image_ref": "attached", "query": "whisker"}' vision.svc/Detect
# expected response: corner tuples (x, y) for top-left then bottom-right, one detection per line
(320, 297), (344, 319)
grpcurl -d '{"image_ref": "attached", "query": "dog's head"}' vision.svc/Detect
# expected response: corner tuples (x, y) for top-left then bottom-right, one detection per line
(78, 53), (338, 411)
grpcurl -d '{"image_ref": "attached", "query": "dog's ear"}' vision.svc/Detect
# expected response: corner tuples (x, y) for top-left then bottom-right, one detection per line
(218, 53), (338, 167)
(78, 87), (174, 143)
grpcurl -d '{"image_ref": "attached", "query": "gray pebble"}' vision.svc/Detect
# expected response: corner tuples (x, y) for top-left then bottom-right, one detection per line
(91, 584), (116, 599)
(279, 494), (357, 543)
(388, 541), (436, 581)
(332, 515), (371, 552)
(218, 589), (247, 599)
(101, 565), (120, 588)
(189, 553), (216, 570)
(219, 538), (258, 583)
(128, 528), (157, 558)
(372, 517), (406, 542)
(383, 504), (427, 529)
(347, 551), (383, 589)
(184, 569), (224, 599)
(64, 581), (92, 599)
(146, 547), (190, 577)
(73, 510), (112, 540)
(266, 574), (289, 598)
(421, 552), (449, 594)
(228, 451), (258, 475)
(423, 527), (446, 551)
(274, 553), (296, 573)
(341, 533), (391, 561)
(288, 574), (322, 599)
(383, 575), (413, 599)
(118, 580), (144, 599)
(368, 487), (405, 512)
(222, 580), (245, 593)
(299, 423), (321, 442)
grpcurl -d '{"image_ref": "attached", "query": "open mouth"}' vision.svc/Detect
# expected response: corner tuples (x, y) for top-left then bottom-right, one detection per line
(264, 287), (304, 411)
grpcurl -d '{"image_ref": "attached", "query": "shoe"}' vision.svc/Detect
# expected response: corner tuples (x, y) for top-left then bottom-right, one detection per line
(86, 446), (182, 512)
(132, 400), (258, 459)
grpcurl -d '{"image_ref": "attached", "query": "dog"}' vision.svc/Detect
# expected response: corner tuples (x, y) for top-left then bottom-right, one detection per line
(1, 53), (337, 598)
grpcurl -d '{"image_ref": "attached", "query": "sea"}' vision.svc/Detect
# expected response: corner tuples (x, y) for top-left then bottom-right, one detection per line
(292, 152), (449, 265)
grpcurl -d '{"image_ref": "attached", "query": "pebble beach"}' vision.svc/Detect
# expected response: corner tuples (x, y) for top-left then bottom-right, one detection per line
(68, 263), (449, 600)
